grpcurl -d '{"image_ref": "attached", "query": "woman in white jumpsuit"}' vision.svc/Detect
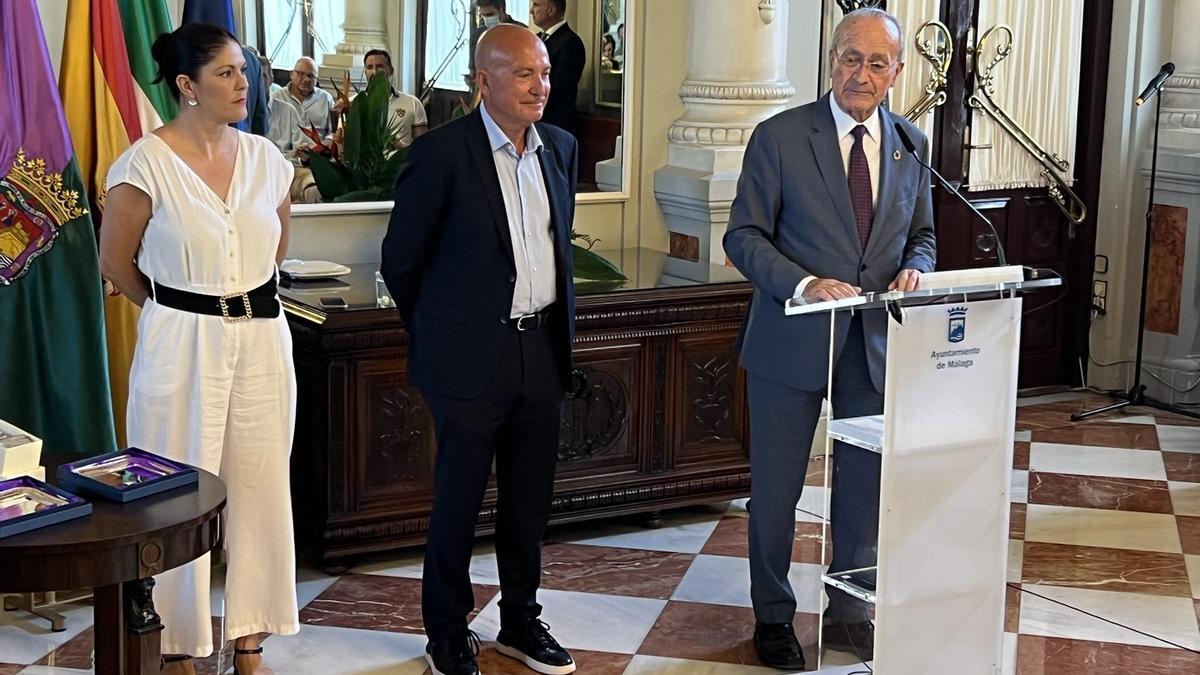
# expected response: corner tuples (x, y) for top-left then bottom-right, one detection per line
(99, 23), (297, 674)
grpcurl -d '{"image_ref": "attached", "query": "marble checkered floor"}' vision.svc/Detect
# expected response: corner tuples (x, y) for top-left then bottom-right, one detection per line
(3, 392), (1199, 674)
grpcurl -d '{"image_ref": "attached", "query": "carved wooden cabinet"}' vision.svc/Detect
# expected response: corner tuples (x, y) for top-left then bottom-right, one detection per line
(280, 249), (751, 572)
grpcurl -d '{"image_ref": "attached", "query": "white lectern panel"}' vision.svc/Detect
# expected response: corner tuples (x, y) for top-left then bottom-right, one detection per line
(873, 297), (1021, 674)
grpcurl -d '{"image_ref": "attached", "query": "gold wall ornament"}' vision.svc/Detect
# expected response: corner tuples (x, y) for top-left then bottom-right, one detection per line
(903, 20), (952, 121)
(7, 149), (89, 224)
(966, 24), (1087, 225)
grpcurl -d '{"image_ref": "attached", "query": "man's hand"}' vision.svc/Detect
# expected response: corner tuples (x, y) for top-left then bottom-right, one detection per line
(802, 278), (861, 302)
(888, 269), (922, 292)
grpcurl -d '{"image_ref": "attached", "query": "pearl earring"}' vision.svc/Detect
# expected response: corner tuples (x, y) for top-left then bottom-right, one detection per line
(187, 97), (198, 107)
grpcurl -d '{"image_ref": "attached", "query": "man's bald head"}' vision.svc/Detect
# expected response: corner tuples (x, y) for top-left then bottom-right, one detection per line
(475, 23), (545, 74)
(290, 56), (318, 97)
(475, 24), (551, 141)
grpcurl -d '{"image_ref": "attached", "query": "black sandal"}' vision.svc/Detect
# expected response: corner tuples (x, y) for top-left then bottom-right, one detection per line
(233, 646), (263, 675)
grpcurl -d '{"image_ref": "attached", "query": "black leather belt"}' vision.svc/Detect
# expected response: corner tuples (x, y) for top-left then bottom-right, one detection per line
(152, 278), (280, 321)
(511, 307), (551, 331)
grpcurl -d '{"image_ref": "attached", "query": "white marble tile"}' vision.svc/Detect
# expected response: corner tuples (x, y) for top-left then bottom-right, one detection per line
(1016, 392), (1086, 407)
(727, 497), (749, 517)
(1007, 539), (1023, 584)
(1170, 481), (1200, 516)
(260, 623), (429, 674)
(622, 655), (783, 674)
(469, 588), (665, 655)
(16, 667), (93, 675)
(1024, 504), (1182, 553)
(1018, 583), (1200, 650)
(1110, 415), (1158, 426)
(551, 512), (721, 554)
(1028, 443), (1167, 481)
(1186, 554), (1200, 599)
(1010, 470), (1028, 503)
(1014, 430), (1032, 442)
(671, 554), (824, 614)
(796, 486), (829, 524)
(1001, 631), (1018, 675)
(209, 564), (338, 618)
(0, 602), (92, 666)
(348, 546), (501, 586)
(1158, 424), (1200, 453)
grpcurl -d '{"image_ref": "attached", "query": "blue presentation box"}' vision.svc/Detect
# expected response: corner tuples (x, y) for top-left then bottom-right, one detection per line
(58, 448), (198, 503)
(0, 476), (92, 539)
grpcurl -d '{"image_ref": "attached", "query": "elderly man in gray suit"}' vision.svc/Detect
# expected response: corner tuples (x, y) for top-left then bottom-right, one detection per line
(724, 8), (936, 669)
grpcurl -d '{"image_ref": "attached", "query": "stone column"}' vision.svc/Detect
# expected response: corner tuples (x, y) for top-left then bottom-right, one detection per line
(1138, 0), (1200, 406)
(321, 0), (390, 88)
(653, 0), (794, 278)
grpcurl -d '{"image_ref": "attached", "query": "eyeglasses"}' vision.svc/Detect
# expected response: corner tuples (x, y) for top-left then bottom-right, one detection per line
(836, 52), (896, 77)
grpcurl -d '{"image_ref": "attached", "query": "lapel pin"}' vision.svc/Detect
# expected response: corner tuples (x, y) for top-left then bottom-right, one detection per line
(893, 150), (902, 161)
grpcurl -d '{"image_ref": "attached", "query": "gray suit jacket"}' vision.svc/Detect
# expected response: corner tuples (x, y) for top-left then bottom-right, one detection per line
(724, 94), (937, 393)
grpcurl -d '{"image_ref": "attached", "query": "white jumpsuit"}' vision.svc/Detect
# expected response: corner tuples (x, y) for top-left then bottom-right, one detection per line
(106, 132), (299, 656)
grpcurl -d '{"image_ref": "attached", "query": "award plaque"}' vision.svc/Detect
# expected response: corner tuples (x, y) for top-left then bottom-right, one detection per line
(58, 448), (198, 503)
(0, 476), (92, 539)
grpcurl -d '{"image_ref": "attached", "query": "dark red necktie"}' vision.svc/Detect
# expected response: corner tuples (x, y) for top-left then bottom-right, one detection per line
(848, 125), (873, 249)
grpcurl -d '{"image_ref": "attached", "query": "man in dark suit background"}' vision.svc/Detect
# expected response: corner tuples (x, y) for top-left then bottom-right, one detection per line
(530, 0), (585, 138)
(381, 24), (579, 675)
(723, 8), (936, 669)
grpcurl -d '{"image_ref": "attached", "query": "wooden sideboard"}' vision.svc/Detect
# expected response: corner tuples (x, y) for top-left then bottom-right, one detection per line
(281, 248), (752, 572)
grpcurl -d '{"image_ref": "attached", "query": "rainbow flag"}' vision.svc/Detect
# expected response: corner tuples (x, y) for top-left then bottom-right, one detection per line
(59, 0), (162, 446)
(0, 0), (117, 454)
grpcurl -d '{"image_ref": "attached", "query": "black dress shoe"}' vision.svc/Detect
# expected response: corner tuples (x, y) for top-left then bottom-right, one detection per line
(822, 618), (874, 660)
(753, 622), (807, 670)
(496, 618), (576, 674)
(425, 629), (481, 675)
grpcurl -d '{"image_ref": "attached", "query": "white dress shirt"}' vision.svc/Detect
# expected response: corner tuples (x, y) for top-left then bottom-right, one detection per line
(479, 102), (557, 318)
(539, 18), (568, 39)
(794, 97), (884, 299)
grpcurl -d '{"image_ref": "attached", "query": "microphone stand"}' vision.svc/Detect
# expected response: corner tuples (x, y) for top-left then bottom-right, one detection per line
(1073, 83), (1200, 420)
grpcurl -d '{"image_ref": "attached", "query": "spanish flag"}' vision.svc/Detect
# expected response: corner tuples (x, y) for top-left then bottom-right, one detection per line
(0, 0), (116, 455)
(59, 0), (163, 446)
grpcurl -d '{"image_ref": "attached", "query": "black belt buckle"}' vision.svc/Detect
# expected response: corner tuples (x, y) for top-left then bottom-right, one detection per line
(514, 313), (540, 331)
(219, 292), (253, 322)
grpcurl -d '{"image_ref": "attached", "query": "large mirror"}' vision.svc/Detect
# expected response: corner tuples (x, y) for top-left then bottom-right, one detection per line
(240, 0), (628, 206)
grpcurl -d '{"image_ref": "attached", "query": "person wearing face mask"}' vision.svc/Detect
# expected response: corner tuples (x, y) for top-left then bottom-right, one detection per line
(467, 0), (527, 86)
(99, 22), (299, 675)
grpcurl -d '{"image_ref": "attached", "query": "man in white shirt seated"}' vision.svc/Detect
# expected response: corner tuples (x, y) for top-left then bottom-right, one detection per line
(270, 56), (336, 148)
(362, 49), (428, 149)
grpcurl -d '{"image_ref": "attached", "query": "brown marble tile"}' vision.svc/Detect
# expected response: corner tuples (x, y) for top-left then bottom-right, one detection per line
(1146, 204), (1187, 334)
(1164, 451), (1200, 483)
(300, 574), (498, 634)
(806, 455), (827, 486)
(1010, 503), (1027, 540)
(1016, 634), (1200, 674)
(0, 666), (23, 675)
(637, 600), (820, 670)
(1179, 515), (1200, 555)
(700, 516), (825, 564)
(1021, 541), (1191, 597)
(1013, 441), (1030, 470)
(1150, 409), (1200, 427)
(1005, 583), (1021, 633)
(538, 543), (694, 599)
(38, 617), (238, 674)
(1032, 422), (1159, 450)
(1027, 472), (1173, 513)
(669, 231), (700, 262)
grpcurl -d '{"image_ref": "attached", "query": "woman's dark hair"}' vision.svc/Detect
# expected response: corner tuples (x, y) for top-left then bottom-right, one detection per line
(150, 22), (240, 101)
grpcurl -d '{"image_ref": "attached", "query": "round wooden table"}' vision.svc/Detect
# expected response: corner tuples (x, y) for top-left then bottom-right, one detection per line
(0, 459), (225, 675)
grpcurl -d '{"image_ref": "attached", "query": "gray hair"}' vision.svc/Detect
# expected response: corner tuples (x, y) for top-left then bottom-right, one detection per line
(831, 8), (906, 64)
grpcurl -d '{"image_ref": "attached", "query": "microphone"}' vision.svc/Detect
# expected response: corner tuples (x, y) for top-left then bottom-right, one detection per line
(894, 122), (1007, 267)
(1135, 62), (1175, 106)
